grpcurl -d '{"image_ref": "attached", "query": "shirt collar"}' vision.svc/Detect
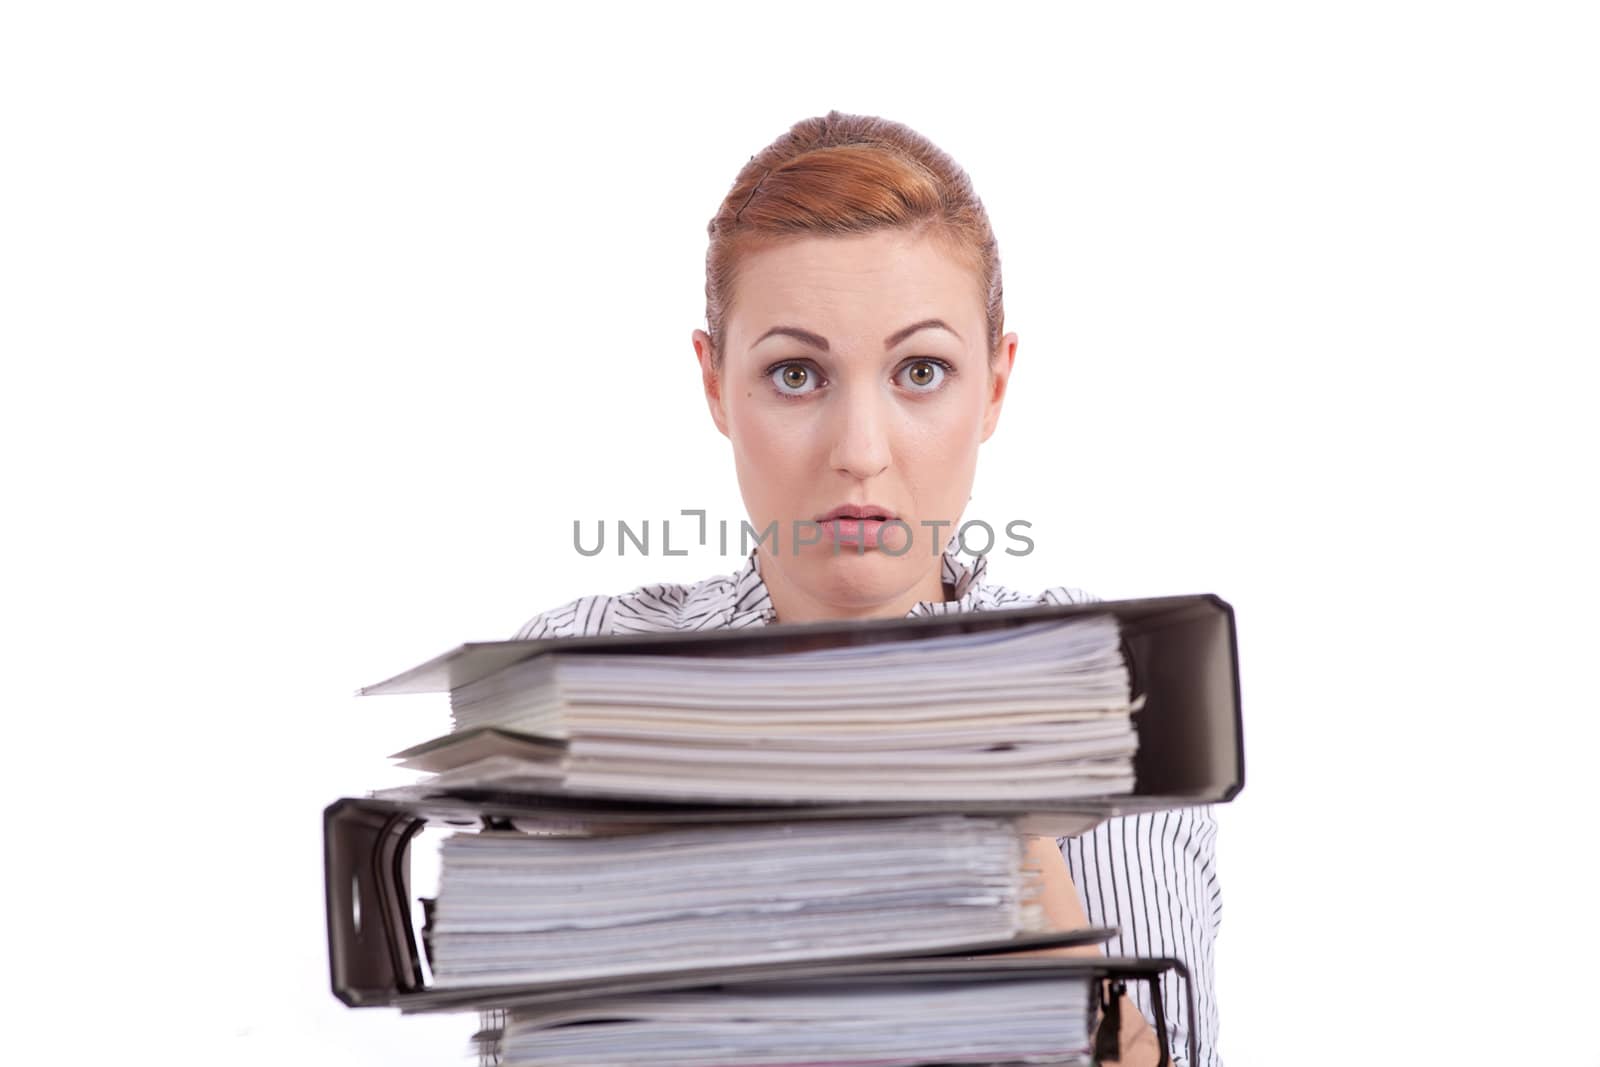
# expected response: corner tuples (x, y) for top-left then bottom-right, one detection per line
(724, 540), (990, 628)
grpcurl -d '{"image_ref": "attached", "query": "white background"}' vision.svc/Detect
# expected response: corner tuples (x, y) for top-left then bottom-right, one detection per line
(3, 2), (1596, 1063)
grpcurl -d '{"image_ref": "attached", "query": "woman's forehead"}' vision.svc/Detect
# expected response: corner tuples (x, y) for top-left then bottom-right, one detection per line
(728, 232), (984, 343)
(740, 229), (963, 280)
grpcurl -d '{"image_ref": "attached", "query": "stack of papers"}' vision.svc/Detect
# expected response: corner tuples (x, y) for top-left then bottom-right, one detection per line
(425, 815), (1046, 988)
(490, 976), (1093, 1066)
(395, 614), (1140, 804)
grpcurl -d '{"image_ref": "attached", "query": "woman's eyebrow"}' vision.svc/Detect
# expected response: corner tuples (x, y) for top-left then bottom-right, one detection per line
(753, 319), (962, 352)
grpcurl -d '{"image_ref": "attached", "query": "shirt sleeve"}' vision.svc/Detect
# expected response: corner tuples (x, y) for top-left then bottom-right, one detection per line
(1058, 808), (1222, 1067)
(510, 594), (615, 639)
(1037, 583), (1100, 606)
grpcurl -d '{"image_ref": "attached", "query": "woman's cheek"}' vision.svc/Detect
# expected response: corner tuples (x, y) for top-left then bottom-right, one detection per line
(732, 422), (812, 524)
(902, 400), (980, 461)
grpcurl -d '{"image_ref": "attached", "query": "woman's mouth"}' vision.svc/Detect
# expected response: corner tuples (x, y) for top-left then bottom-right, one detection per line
(814, 505), (898, 550)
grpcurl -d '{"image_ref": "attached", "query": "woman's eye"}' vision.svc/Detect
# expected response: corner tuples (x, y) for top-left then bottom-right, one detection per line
(771, 363), (820, 396)
(898, 359), (947, 391)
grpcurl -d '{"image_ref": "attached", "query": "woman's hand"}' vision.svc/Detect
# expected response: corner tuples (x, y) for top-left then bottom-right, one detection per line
(1018, 835), (1165, 1067)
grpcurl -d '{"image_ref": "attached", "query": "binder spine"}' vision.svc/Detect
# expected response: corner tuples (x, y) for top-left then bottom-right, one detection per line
(324, 798), (428, 1006)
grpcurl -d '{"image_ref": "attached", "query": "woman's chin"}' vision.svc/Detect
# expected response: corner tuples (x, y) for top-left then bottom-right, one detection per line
(794, 548), (920, 602)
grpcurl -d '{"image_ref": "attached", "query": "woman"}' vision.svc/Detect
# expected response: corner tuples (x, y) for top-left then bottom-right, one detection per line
(512, 111), (1221, 1067)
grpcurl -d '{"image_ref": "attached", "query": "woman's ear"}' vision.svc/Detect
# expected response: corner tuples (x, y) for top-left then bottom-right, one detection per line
(692, 329), (731, 438)
(980, 332), (1019, 442)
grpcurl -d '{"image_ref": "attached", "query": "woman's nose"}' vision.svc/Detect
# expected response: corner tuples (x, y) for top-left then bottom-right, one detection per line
(827, 384), (891, 480)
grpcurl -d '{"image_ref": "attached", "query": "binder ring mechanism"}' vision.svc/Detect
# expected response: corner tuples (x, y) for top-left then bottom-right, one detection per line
(1090, 958), (1194, 1067)
(1120, 631), (1146, 709)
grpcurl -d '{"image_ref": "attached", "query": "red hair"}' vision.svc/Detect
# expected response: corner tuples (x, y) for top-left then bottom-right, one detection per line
(704, 110), (1004, 370)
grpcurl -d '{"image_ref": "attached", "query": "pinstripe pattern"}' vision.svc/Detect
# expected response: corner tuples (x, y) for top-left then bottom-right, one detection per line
(505, 546), (1222, 1066)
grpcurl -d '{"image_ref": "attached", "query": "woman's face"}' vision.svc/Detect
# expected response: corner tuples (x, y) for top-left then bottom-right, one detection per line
(693, 228), (1017, 622)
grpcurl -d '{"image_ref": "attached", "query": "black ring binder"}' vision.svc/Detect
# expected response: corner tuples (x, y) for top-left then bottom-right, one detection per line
(326, 794), (1200, 1066)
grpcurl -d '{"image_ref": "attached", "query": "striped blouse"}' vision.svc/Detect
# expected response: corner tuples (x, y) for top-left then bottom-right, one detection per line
(509, 545), (1222, 1066)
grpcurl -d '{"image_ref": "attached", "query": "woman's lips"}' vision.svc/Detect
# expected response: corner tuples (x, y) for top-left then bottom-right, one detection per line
(819, 516), (889, 550)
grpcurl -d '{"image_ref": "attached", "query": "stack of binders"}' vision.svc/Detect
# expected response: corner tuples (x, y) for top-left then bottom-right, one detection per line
(325, 593), (1242, 1066)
